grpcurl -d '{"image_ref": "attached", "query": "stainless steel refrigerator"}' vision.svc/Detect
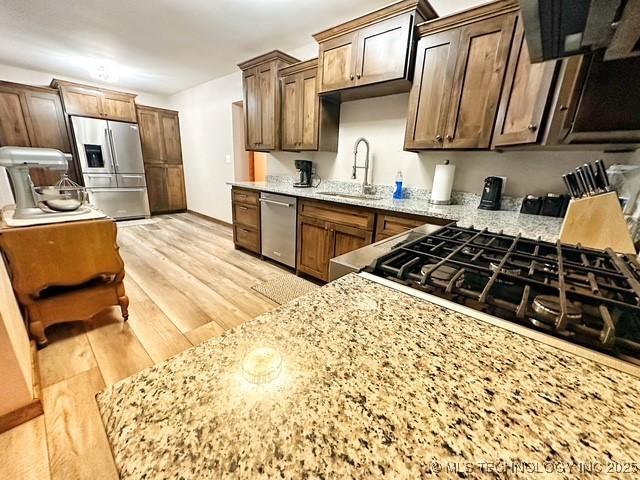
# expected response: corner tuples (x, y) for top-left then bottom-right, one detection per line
(71, 116), (150, 219)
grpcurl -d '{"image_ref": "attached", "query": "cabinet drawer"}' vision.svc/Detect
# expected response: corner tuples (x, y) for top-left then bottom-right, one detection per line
(233, 203), (260, 229)
(234, 225), (260, 254)
(376, 214), (427, 238)
(232, 189), (260, 206)
(299, 199), (374, 231)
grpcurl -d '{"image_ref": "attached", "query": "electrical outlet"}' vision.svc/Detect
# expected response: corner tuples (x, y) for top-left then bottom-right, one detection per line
(225, 154), (231, 164)
(497, 176), (507, 194)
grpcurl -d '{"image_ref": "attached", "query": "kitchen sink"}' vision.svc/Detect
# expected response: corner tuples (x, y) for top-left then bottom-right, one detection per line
(317, 191), (383, 201)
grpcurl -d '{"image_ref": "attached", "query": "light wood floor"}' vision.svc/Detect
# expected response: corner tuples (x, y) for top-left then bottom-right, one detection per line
(0, 213), (290, 480)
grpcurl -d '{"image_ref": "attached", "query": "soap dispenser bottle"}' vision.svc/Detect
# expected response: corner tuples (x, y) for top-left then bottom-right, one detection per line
(393, 171), (403, 199)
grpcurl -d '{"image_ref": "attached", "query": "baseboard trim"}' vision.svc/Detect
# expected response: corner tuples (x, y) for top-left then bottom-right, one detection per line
(0, 342), (43, 433)
(187, 210), (233, 228)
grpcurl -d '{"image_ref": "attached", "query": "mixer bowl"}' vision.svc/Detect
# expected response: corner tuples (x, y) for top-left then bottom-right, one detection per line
(34, 186), (87, 212)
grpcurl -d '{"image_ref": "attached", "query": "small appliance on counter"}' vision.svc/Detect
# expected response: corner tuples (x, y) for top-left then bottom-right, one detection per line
(478, 176), (503, 210)
(520, 193), (569, 218)
(0, 146), (103, 226)
(293, 160), (313, 188)
(430, 160), (455, 205)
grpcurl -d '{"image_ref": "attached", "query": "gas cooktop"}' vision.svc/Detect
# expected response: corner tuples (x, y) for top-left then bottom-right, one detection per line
(367, 226), (640, 365)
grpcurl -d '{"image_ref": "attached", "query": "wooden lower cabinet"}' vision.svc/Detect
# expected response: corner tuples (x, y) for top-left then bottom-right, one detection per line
(232, 188), (261, 254)
(297, 200), (375, 282)
(297, 216), (334, 281)
(145, 165), (186, 214)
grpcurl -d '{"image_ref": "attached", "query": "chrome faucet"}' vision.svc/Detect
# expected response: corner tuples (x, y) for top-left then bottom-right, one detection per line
(352, 137), (374, 195)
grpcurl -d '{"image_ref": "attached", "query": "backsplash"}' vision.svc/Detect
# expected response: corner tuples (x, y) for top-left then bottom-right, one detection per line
(266, 175), (523, 211)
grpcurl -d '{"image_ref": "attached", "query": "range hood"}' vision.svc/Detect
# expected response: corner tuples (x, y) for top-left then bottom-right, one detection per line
(520, 0), (640, 62)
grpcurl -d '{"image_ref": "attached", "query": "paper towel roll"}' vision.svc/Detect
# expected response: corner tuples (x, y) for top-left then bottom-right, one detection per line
(430, 162), (455, 205)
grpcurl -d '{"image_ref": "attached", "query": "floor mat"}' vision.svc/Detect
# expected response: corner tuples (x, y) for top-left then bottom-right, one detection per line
(251, 275), (319, 305)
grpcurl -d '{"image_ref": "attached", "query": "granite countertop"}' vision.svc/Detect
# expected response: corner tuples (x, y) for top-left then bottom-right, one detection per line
(228, 181), (564, 243)
(98, 274), (640, 479)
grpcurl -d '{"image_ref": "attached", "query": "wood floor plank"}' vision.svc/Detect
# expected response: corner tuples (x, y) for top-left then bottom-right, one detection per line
(84, 309), (154, 386)
(119, 232), (251, 331)
(184, 321), (227, 346)
(38, 323), (97, 389)
(123, 276), (193, 362)
(0, 416), (51, 480)
(43, 368), (118, 480)
(117, 237), (217, 333)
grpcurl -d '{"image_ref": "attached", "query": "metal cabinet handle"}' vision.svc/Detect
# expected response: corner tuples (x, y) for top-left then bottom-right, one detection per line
(435, 135), (443, 142)
(239, 206), (248, 211)
(356, 74), (362, 79)
(259, 199), (292, 208)
(528, 124), (538, 131)
(350, 75), (355, 81)
(446, 135), (453, 141)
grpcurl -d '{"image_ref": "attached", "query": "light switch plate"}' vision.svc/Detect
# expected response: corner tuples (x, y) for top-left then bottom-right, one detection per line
(225, 154), (231, 164)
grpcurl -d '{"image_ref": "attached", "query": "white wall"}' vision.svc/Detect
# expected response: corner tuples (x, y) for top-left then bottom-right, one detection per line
(168, 71), (242, 222)
(0, 63), (170, 107)
(268, 94), (636, 197)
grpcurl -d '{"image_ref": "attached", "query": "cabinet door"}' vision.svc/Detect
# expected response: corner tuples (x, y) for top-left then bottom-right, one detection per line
(281, 74), (300, 150)
(137, 108), (164, 163)
(332, 223), (372, 258)
(444, 14), (516, 149)
(297, 215), (332, 281)
(22, 90), (70, 152)
(100, 92), (137, 122)
(160, 111), (182, 164)
(59, 85), (103, 118)
(0, 88), (31, 147)
(355, 14), (412, 87)
(404, 30), (460, 150)
(243, 67), (262, 149)
(166, 165), (186, 211)
(299, 70), (319, 150)
(318, 32), (359, 93)
(258, 63), (277, 150)
(145, 165), (169, 213)
(493, 18), (558, 147)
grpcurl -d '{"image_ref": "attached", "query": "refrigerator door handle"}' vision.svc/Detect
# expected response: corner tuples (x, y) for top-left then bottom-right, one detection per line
(107, 128), (119, 169)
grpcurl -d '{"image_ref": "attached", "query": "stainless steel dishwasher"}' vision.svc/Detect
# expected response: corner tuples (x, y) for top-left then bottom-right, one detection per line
(260, 192), (297, 268)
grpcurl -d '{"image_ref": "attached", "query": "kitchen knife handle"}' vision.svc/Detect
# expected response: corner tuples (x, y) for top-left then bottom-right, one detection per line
(575, 167), (590, 197)
(562, 175), (576, 198)
(582, 163), (599, 194)
(595, 159), (611, 189)
(566, 172), (580, 198)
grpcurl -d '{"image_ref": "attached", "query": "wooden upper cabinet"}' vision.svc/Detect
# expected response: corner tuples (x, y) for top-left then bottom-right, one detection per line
(318, 32), (359, 92)
(279, 59), (340, 152)
(238, 50), (299, 151)
(493, 17), (559, 147)
(405, 30), (459, 149)
(52, 79), (137, 123)
(405, 0), (518, 150)
(314, 0), (438, 99)
(100, 91), (137, 122)
(444, 13), (516, 149)
(355, 14), (413, 86)
(0, 81), (73, 186)
(0, 86), (31, 147)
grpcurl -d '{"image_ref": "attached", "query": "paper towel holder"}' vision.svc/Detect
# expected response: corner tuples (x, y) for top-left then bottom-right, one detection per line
(430, 160), (455, 206)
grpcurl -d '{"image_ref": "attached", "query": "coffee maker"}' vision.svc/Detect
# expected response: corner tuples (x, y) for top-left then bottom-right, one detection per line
(294, 160), (313, 188)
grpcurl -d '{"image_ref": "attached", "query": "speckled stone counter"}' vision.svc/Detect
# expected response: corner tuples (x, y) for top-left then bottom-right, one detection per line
(228, 181), (564, 243)
(97, 274), (640, 479)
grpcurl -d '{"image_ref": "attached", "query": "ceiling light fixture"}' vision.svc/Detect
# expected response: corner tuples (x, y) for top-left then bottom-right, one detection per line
(88, 62), (120, 83)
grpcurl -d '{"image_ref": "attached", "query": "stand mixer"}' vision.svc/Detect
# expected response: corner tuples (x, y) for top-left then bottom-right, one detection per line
(0, 146), (88, 220)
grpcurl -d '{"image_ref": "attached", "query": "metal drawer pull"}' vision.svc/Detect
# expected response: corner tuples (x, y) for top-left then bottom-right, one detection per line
(239, 206), (248, 211)
(259, 199), (292, 208)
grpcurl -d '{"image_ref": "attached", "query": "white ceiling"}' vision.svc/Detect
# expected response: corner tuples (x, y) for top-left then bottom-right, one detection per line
(0, 0), (480, 97)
